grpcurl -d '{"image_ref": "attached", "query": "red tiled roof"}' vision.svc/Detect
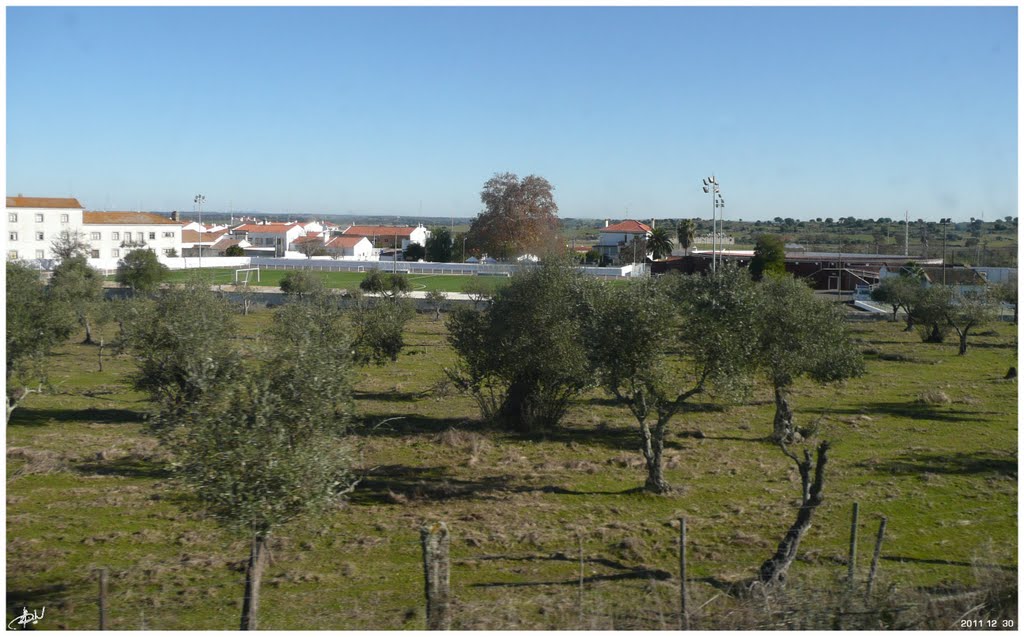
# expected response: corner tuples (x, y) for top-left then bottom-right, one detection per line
(7, 196), (84, 209)
(293, 235), (325, 245)
(83, 211), (178, 225)
(342, 225), (415, 237)
(233, 223), (300, 234)
(182, 229), (226, 243)
(601, 220), (652, 234)
(211, 236), (244, 250)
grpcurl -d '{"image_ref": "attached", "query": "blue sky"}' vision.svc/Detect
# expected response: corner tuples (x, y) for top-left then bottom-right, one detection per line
(6, 6), (1018, 221)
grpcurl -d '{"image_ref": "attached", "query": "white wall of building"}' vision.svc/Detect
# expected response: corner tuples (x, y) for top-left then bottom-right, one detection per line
(6, 206), (84, 261)
(82, 223), (182, 259)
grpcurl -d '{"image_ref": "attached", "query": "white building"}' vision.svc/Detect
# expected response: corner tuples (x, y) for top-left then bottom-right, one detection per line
(324, 236), (374, 259)
(694, 233), (735, 246)
(230, 222), (305, 257)
(6, 197), (182, 263)
(596, 219), (652, 260)
(341, 224), (430, 251)
(6, 196), (85, 261)
(81, 211), (182, 258)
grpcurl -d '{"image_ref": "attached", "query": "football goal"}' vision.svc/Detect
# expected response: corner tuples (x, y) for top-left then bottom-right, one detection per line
(233, 267), (261, 285)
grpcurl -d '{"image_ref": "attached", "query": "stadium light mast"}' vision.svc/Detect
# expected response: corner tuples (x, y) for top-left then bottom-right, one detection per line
(702, 176), (722, 272)
(940, 218), (952, 284)
(194, 194), (205, 270)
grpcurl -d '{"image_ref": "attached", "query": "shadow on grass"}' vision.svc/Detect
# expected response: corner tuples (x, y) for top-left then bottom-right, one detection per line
(350, 464), (520, 505)
(467, 552), (671, 588)
(9, 407), (142, 427)
(882, 555), (1017, 572)
(858, 451), (1016, 477)
(353, 415), (477, 437)
(75, 456), (173, 479)
(354, 390), (425, 403)
(809, 402), (987, 424)
(6, 582), (70, 616)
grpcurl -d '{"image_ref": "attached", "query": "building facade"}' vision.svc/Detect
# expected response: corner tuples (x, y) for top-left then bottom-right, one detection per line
(6, 196), (85, 261)
(81, 212), (182, 259)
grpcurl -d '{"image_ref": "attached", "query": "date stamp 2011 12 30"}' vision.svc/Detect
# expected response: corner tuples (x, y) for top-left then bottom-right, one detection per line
(960, 619), (1014, 629)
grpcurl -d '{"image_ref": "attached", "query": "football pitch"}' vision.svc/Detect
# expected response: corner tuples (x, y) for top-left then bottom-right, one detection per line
(162, 267), (511, 293)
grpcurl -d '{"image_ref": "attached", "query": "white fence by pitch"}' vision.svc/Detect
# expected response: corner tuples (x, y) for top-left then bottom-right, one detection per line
(85, 255), (646, 279)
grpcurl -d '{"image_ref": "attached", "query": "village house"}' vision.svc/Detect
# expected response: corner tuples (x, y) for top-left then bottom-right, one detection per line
(595, 219), (653, 261)
(229, 222), (305, 257)
(341, 224), (430, 252)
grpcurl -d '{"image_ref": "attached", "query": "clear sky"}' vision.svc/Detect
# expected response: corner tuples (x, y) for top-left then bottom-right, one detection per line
(5, 6), (1018, 222)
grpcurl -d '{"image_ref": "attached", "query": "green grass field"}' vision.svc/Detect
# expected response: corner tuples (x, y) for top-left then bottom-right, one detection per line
(6, 310), (1017, 629)
(159, 267), (513, 294)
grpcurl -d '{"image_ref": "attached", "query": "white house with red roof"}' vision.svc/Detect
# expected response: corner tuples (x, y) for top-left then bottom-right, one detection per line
(596, 219), (653, 261)
(81, 211), (182, 259)
(341, 224), (429, 252)
(229, 222), (305, 257)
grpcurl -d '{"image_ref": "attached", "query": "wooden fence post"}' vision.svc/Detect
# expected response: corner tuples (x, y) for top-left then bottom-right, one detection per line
(577, 532), (585, 624)
(865, 516), (888, 599)
(847, 502), (859, 589)
(421, 522), (451, 630)
(679, 517), (689, 630)
(97, 568), (108, 630)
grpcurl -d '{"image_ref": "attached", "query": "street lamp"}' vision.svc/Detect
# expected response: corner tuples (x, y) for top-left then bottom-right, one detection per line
(940, 218), (951, 284)
(702, 176), (723, 271)
(194, 194), (205, 269)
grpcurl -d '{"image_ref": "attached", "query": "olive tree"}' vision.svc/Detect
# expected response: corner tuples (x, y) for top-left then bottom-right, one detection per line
(589, 266), (761, 492)
(351, 297), (416, 365)
(164, 297), (355, 630)
(750, 234), (786, 280)
(941, 286), (1000, 355)
(911, 285), (953, 344)
(123, 279), (241, 424)
(279, 270), (326, 300)
(48, 254), (105, 344)
(446, 261), (596, 433)
(6, 262), (75, 423)
(753, 275), (864, 442)
(359, 269), (410, 299)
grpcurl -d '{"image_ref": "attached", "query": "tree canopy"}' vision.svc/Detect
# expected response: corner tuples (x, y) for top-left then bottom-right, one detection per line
(750, 235), (786, 280)
(447, 260), (596, 433)
(116, 249), (168, 295)
(647, 227), (673, 260)
(466, 172), (560, 261)
(426, 227), (453, 262)
(49, 254), (105, 344)
(752, 275), (864, 441)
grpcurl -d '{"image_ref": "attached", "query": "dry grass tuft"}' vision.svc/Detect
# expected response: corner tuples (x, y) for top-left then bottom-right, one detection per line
(917, 390), (952, 405)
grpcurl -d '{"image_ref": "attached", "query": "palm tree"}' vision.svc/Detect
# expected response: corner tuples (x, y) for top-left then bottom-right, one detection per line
(647, 227), (673, 260)
(676, 219), (696, 256)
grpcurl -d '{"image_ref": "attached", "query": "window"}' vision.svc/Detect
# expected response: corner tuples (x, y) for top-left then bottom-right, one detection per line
(111, 232), (120, 241)
(149, 232), (156, 240)
(60, 214), (69, 223)
(34, 213), (43, 222)
(7, 250), (17, 260)
(91, 250), (100, 258)
(8, 232), (17, 241)
(8, 213), (16, 222)
(35, 232), (44, 241)
(163, 248), (175, 256)
(137, 232), (144, 242)
(90, 232), (101, 240)
(111, 249), (120, 258)
(163, 231), (174, 238)
(35, 250), (45, 259)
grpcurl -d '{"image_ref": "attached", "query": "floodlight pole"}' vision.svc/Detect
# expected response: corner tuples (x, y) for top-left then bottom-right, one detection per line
(941, 218), (950, 285)
(194, 194), (205, 270)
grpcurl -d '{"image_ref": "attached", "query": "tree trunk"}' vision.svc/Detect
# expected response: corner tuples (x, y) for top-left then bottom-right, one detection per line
(640, 422), (670, 494)
(82, 315), (94, 345)
(903, 314), (915, 332)
(758, 442), (830, 585)
(240, 535), (268, 630)
(925, 322), (944, 343)
(772, 386), (794, 442)
(890, 306), (898, 322)
(958, 329), (969, 355)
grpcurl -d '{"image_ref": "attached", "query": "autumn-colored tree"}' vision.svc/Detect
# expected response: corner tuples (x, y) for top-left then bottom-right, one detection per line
(466, 173), (560, 261)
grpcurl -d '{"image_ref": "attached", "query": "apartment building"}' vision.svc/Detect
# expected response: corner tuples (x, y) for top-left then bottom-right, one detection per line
(81, 212), (182, 259)
(6, 196), (85, 261)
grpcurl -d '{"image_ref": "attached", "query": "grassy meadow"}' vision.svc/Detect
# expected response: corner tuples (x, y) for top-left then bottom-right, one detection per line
(158, 267), (512, 294)
(5, 306), (1018, 630)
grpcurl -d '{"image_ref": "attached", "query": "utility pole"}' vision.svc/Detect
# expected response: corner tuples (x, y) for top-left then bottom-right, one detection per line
(904, 210), (909, 256)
